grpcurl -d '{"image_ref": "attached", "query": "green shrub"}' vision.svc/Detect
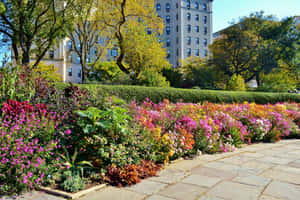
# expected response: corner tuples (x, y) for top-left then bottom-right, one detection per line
(136, 69), (170, 87)
(257, 69), (297, 92)
(226, 74), (246, 91)
(55, 83), (300, 104)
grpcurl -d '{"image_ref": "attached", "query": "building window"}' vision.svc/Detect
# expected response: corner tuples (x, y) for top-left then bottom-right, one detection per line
(111, 49), (118, 57)
(176, 3), (178, 8)
(187, 36), (191, 45)
(49, 50), (54, 59)
(176, 25), (179, 32)
(187, 13), (191, 21)
(68, 55), (72, 62)
(68, 41), (72, 50)
(195, 14), (199, 21)
(166, 39), (171, 47)
(196, 49), (200, 56)
(176, 48), (179, 56)
(78, 69), (81, 78)
(176, 37), (179, 44)
(204, 39), (208, 46)
(166, 15), (171, 24)
(203, 3), (207, 11)
(196, 37), (199, 44)
(204, 50), (208, 57)
(187, 0), (191, 9)
(147, 28), (152, 34)
(204, 27), (208, 35)
(167, 50), (171, 59)
(156, 3), (161, 11)
(68, 67), (72, 77)
(195, 2), (199, 9)
(176, 13), (179, 20)
(204, 16), (207, 24)
(166, 3), (170, 12)
(195, 26), (199, 33)
(187, 48), (191, 57)
(166, 26), (171, 35)
(187, 24), (191, 33)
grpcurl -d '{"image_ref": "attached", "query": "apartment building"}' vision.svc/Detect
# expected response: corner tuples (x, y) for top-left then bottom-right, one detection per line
(155, 0), (213, 67)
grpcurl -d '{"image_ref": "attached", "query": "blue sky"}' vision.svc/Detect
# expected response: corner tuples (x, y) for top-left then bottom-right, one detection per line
(213, 0), (300, 32)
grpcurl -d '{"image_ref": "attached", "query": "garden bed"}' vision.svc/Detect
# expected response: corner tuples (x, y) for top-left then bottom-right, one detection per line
(2, 84), (300, 196)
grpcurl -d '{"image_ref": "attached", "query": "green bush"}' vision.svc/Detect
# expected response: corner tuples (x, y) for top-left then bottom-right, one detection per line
(257, 69), (297, 92)
(56, 83), (300, 104)
(136, 69), (170, 87)
(226, 74), (246, 91)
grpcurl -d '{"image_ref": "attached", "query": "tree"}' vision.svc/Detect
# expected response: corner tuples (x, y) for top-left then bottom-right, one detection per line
(69, 0), (112, 83)
(122, 22), (170, 80)
(181, 57), (226, 89)
(98, 0), (164, 78)
(0, 0), (74, 69)
(209, 23), (259, 81)
(209, 12), (300, 86)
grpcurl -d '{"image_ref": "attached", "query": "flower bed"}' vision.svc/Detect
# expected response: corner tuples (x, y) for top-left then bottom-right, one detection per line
(1, 87), (300, 195)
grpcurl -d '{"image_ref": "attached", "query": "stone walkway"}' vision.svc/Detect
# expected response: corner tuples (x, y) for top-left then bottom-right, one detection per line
(3, 139), (300, 200)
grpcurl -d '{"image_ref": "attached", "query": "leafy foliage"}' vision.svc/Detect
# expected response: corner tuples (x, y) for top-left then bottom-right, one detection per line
(60, 83), (300, 105)
(226, 74), (246, 91)
(136, 68), (170, 87)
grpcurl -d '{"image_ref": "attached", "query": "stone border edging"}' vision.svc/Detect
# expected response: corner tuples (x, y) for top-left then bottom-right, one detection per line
(39, 184), (106, 199)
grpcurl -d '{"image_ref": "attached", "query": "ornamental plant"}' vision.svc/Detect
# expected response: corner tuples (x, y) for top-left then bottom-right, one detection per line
(0, 100), (67, 195)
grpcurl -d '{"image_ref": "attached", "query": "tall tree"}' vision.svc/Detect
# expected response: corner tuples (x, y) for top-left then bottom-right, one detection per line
(209, 12), (300, 85)
(98, 0), (164, 78)
(0, 0), (74, 69)
(69, 0), (112, 83)
(123, 22), (170, 80)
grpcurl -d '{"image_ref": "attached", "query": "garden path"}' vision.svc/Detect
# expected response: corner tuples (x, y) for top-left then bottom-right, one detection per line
(5, 139), (300, 200)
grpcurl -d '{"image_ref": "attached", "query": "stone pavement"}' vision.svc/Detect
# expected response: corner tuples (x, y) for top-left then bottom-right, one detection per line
(3, 139), (300, 200)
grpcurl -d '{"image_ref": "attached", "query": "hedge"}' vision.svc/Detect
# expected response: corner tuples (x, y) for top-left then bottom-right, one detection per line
(56, 83), (300, 104)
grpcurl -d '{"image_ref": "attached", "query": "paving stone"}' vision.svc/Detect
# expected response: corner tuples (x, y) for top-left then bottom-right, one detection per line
(240, 152), (265, 158)
(167, 159), (205, 171)
(264, 181), (300, 200)
(232, 175), (271, 187)
(145, 195), (175, 200)
(197, 195), (226, 200)
(207, 181), (262, 200)
(219, 155), (255, 165)
(79, 186), (146, 200)
(203, 162), (260, 176)
(148, 168), (188, 184)
(288, 159), (300, 168)
(273, 152), (300, 160)
(181, 174), (221, 188)
(31, 193), (65, 200)
(259, 195), (284, 200)
(272, 165), (300, 174)
(261, 169), (300, 185)
(191, 166), (237, 180)
(158, 182), (206, 200)
(241, 160), (275, 173)
(126, 180), (167, 195)
(256, 156), (293, 165)
(202, 162), (241, 172)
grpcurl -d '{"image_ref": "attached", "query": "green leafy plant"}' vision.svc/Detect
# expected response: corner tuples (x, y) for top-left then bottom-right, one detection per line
(226, 74), (246, 91)
(60, 171), (86, 193)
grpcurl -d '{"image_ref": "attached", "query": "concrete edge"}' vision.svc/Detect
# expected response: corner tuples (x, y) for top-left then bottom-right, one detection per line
(39, 184), (107, 199)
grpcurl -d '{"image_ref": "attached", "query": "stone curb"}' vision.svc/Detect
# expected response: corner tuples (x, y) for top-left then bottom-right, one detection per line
(39, 184), (106, 199)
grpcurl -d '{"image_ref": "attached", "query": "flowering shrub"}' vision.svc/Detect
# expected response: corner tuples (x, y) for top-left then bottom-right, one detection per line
(0, 100), (67, 195)
(128, 100), (299, 158)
